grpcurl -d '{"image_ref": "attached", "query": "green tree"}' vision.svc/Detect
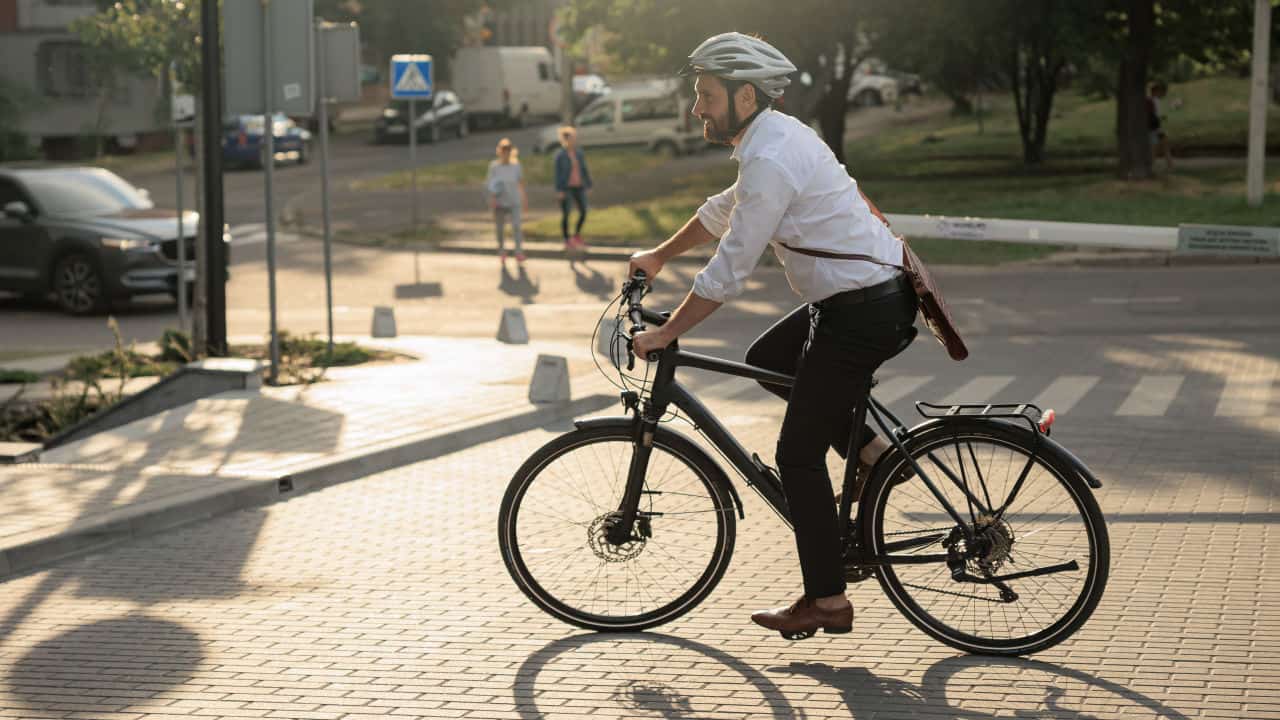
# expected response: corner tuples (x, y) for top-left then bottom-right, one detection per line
(1109, 0), (1267, 179)
(70, 0), (202, 154)
(564, 0), (874, 163)
(0, 77), (39, 161)
(314, 0), (519, 80)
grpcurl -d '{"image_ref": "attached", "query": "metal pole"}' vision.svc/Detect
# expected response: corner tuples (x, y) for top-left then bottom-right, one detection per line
(175, 126), (188, 332)
(200, 0), (227, 355)
(409, 96), (419, 284)
(317, 21), (334, 357)
(262, 0), (281, 384)
(172, 66), (188, 334)
(1246, 0), (1272, 208)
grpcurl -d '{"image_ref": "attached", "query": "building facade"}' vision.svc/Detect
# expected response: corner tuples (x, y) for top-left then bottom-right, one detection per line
(0, 0), (166, 156)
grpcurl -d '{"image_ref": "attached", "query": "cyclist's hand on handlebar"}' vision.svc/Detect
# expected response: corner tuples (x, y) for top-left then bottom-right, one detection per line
(631, 328), (669, 359)
(628, 250), (664, 283)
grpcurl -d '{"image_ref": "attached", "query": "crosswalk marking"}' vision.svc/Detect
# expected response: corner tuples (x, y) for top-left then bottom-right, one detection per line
(940, 376), (1015, 406)
(625, 369), (1274, 421)
(1215, 372), (1276, 417)
(1117, 375), (1185, 416)
(229, 223), (298, 246)
(874, 375), (934, 404)
(1033, 376), (1101, 414)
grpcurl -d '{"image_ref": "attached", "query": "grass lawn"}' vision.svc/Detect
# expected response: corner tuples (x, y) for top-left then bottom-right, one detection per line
(351, 146), (670, 191)
(525, 76), (1280, 264)
(334, 221), (454, 248)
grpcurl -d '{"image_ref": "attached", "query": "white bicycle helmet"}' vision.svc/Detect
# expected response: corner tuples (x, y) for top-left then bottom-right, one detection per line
(679, 32), (797, 99)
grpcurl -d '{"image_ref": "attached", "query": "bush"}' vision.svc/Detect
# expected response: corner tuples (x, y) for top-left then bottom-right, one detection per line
(0, 369), (40, 385)
(159, 328), (193, 363)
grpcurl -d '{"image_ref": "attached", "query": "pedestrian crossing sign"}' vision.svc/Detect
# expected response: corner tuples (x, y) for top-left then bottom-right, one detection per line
(390, 54), (433, 99)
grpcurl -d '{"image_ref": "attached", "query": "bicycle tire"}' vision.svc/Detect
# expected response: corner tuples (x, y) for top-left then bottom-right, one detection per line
(499, 423), (737, 632)
(862, 419), (1109, 656)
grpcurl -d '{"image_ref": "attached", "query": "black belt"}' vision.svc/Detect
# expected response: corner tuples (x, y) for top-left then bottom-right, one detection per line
(815, 274), (913, 309)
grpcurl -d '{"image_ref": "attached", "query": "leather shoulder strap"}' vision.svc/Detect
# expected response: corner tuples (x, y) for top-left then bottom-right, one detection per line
(777, 241), (904, 271)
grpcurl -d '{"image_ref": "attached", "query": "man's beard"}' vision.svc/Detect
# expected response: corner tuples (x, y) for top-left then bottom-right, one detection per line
(701, 113), (736, 145)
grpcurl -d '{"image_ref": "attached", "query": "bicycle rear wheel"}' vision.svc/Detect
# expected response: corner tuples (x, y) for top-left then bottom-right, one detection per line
(499, 424), (737, 632)
(863, 420), (1109, 656)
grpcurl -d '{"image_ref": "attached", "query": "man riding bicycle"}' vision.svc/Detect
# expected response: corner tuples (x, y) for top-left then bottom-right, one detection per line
(629, 32), (919, 637)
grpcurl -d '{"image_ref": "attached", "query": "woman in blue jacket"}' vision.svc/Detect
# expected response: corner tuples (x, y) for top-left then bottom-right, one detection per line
(553, 126), (592, 250)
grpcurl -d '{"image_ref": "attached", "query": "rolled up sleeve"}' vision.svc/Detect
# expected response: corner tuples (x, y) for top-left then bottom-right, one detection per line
(695, 182), (737, 238)
(692, 158), (797, 303)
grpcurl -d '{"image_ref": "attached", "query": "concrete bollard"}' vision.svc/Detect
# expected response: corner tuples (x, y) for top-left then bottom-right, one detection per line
(497, 307), (529, 344)
(371, 306), (397, 338)
(528, 354), (570, 403)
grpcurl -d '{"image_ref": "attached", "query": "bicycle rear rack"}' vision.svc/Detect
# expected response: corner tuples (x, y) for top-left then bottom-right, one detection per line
(915, 401), (1055, 435)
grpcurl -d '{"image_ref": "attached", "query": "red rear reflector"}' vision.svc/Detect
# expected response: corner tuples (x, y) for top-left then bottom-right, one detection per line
(238, 131), (248, 147)
(1038, 409), (1056, 433)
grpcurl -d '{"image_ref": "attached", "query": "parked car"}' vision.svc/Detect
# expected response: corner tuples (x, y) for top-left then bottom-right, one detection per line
(374, 91), (468, 144)
(533, 81), (702, 156)
(222, 114), (312, 169)
(0, 166), (230, 315)
(452, 46), (562, 129)
(572, 73), (610, 112)
(846, 68), (900, 107)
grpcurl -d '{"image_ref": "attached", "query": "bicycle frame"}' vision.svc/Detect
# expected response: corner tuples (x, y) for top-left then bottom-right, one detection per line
(612, 342), (1051, 576)
(614, 335), (937, 537)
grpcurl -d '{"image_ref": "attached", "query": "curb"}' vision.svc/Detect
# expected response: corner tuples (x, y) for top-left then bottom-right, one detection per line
(0, 392), (616, 581)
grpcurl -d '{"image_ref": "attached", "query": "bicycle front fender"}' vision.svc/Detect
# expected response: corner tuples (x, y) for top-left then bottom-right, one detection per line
(573, 416), (747, 518)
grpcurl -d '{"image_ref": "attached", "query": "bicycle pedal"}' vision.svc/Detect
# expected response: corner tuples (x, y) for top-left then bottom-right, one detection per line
(843, 565), (876, 583)
(780, 629), (815, 641)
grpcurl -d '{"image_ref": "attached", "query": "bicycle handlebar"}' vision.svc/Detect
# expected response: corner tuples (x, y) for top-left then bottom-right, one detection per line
(622, 270), (664, 367)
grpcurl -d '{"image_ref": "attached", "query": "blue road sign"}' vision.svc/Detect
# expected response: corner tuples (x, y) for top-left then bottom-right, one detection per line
(390, 54), (433, 99)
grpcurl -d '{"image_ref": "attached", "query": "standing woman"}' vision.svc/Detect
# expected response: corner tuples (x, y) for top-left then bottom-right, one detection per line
(486, 137), (529, 263)
(553, 126), (592, 250)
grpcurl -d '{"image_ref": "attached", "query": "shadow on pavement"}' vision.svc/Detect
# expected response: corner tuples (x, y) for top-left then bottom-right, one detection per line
(774, 654), (1189, 719)
(393, 281), (444, 299)
(514, 632), (800, 720)
(499, 264), (540, 304)
(569, 260), (614, 299)
(10, 616), (203, 713)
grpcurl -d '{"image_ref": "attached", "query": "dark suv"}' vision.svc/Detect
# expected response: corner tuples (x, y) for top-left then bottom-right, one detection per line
(0, 166), (229, 314)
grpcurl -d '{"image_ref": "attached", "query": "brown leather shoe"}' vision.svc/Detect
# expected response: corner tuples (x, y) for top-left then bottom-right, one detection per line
(751, 595), (853, 637)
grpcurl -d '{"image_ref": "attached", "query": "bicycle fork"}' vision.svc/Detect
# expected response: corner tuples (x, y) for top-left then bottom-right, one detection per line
(605, 409), (660, 547)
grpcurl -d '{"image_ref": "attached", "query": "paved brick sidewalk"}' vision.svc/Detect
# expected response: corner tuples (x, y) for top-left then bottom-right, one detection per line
(0, 384), (1273, 719)
(0, 336), (616, 580)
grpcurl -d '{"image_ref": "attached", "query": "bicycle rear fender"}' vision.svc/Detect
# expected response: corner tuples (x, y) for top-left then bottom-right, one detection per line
(871, 417), (1103, 491)
(573, 417), (747, 517)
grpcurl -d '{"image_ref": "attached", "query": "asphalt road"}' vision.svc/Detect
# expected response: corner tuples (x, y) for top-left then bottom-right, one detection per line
(126, 122), (557, 231)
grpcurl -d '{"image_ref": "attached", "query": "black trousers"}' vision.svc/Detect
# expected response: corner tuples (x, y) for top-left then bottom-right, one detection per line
(560, 187), (587, 240)
(744, 280), (918, 599)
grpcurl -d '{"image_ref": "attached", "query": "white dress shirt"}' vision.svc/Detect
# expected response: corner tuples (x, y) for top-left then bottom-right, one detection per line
(692, 108), (902, 304)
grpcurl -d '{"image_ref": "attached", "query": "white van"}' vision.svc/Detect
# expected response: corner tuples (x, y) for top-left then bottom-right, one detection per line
(533, 80), (704, 156)
(452, 46), (562, 129)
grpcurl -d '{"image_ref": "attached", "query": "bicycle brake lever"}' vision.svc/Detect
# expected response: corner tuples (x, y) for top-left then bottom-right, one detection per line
(626, 339), (636, 371)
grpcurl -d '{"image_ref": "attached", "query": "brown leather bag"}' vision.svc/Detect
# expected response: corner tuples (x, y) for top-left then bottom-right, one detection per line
(779, 238), (969, 361)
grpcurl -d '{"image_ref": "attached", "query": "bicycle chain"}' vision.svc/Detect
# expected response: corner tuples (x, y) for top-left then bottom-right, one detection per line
(902, 581), (1009, 604)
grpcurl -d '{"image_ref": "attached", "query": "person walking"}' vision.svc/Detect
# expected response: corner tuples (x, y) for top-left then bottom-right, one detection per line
(553, 126), (592, 251)
(629, 32), (918, 638)
(1147, 81), (1174, 173)
(486, 137), (528, 263)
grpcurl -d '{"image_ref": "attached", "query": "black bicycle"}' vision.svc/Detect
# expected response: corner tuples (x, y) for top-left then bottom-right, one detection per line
(499, 271), (1110, 656)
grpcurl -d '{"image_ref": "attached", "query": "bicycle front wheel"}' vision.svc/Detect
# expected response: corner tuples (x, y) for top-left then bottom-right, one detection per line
(864, 420), (1109, 656)
(499, 424), (737, 632)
